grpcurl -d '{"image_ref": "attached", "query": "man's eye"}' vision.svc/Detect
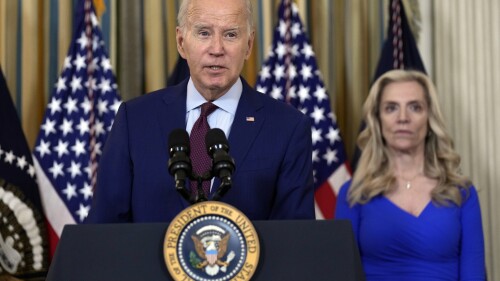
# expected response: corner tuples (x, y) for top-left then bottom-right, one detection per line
(199, 31), (209, 37)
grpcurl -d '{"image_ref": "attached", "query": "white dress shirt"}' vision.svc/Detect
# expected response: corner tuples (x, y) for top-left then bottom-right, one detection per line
(185, 77), (242, 138)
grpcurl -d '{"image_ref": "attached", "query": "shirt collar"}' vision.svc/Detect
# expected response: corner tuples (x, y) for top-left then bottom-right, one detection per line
(186, 78), (242, 115)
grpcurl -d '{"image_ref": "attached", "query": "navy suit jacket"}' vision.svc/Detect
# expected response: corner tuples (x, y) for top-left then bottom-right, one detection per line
(86, 78), (314, 223)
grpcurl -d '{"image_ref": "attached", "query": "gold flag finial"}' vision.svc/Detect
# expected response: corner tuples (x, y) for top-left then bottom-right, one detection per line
(93, 0), (106, 20)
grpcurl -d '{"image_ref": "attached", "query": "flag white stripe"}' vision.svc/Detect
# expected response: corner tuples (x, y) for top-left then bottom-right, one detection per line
(314, 202), (325, 220)
(328, 163), (350, 194)
(34, 157), (75, 236)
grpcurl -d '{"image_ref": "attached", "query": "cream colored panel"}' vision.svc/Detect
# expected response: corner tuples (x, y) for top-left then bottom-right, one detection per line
(58, 0), (72, 73)
(418, 0), (433, 77)
(21, 0), (44, 147)
(165, 0), (178, 75)
(433, 0), (500, 279)
(0, 0), (18, 100)
(110, 0), (117, 69)
(144, 0), (166, 92)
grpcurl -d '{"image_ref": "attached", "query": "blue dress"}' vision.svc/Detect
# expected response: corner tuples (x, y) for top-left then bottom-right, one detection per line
(335, 180), (486, 281)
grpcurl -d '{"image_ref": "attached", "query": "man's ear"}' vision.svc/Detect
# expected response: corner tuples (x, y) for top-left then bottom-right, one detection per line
(176, 27), (186, 58)
(245, 30), (255, 59)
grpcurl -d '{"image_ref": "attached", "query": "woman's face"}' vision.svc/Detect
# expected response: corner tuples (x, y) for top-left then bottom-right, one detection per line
(379, 80), (429, 154)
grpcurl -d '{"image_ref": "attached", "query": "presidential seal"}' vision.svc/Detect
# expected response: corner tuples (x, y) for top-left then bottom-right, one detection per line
(164, 201), (259, 281)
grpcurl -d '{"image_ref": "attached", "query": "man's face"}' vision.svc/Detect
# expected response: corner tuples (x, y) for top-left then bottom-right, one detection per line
(176, 0), (254, 100)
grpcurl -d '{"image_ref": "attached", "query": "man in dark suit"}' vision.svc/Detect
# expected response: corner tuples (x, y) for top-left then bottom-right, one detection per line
(85, 0), (314, 223)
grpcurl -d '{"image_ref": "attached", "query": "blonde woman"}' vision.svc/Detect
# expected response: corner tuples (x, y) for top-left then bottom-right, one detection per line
(336, 70), (485, 280)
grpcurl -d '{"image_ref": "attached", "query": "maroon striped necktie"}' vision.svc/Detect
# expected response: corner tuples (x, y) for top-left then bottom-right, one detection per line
(190, 102), (218, 196)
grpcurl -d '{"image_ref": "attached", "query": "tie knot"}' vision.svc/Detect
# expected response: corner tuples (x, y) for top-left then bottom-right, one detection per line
(200, 102), (218, 117)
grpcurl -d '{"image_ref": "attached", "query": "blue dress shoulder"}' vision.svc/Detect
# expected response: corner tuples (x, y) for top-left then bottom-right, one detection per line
(335, 180), (486, 281)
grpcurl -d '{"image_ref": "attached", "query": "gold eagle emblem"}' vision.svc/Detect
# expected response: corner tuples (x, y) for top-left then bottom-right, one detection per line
(191, 231), (235, 276)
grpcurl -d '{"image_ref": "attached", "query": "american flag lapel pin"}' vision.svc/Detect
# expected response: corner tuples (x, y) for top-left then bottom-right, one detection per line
(246, 117), (255, 122)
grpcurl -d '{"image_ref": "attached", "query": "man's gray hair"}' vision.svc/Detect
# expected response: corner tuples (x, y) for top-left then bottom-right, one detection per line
(177, 0), (254, 36)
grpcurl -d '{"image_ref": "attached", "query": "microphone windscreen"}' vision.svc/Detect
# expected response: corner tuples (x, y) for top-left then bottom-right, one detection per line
(206, 128), (228, 149)
(169, 128), (190, 149)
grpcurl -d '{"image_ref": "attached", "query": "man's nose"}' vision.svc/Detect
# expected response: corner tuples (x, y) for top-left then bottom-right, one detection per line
(210, 36), (224, 56)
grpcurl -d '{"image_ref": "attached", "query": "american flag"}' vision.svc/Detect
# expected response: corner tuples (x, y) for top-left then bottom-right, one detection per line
(33, 0), (121, 256)
(255, 0), (351, 219)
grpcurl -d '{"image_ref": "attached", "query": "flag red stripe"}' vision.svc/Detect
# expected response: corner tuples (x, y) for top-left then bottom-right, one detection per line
(314, 181), (337, 219)
(46, 219), (60, 259)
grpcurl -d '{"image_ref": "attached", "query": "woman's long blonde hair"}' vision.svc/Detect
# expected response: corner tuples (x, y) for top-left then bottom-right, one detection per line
(349, 70), (470, 206)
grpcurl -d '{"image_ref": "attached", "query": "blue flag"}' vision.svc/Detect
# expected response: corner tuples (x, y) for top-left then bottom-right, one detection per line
(33, 0), (121, 255)
(167, 56), (190, 86)
(0, 66), (49, 278)
(256, 0), (351, 219)
(351, 0), (427, 170)
(373, 0), (426, 79)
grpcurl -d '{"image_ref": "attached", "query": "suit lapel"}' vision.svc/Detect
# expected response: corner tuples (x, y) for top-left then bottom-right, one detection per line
(227, 80), (265, 171)
(159, 79), (191, 209)
(160, 79), (188, 132)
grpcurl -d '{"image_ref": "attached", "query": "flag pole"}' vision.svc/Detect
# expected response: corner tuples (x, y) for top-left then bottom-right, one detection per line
(283, 0), (293, 103)
(84, 0), (98, 189)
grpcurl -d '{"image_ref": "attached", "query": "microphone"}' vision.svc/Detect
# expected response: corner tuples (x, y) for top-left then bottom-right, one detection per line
(205, 128), (235, 200)
(168, 128), (192, 202)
